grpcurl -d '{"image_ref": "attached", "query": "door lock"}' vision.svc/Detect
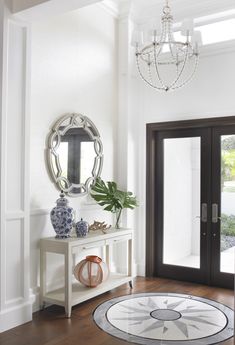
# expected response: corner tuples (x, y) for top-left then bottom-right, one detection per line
(212, 203), (221, 223)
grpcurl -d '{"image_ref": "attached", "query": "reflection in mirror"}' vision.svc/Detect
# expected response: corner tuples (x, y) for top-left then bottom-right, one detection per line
(47, 113), (103, 197)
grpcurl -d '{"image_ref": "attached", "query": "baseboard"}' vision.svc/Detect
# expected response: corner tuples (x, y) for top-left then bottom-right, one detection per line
(30, 287), (40, 312)
(30, 278), (65, 313)
(0, 300), (33, 333)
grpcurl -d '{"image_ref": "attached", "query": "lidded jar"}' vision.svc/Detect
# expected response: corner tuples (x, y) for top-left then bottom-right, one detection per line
(75, 218), (89, 237)
(74, 256), (109, 287)
(50, 191), (74, 239)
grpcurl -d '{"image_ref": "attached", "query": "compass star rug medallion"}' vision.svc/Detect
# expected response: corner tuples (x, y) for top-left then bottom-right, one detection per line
(93, 293), (234, 345)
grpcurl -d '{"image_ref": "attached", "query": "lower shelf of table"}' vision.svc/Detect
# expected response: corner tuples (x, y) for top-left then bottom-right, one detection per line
(43, 273), (132, 307)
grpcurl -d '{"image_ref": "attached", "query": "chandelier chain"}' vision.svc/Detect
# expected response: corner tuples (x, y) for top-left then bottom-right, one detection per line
(163, 0), (170, 14)
(171, 56), (199, 90)
(136, 55), (164, 90)
(170, 46), (189, 89)
(147, 62), (153, 85)
(153, 47), (167, 89)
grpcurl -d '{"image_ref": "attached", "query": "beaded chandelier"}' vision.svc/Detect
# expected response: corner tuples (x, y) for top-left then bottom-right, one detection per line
(132, 0), (202, 92)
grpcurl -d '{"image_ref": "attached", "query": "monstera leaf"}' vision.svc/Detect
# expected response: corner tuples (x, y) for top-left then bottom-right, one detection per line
(90, 178), (138, 228)
(91, 178), (137, 212)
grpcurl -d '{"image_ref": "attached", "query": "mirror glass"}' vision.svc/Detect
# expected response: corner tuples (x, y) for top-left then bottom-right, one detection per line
(47, 113), (103, 196)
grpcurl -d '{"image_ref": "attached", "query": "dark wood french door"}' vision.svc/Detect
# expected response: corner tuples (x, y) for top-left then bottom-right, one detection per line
(211, 126), (235, 288)
(146, 117), (235, 289)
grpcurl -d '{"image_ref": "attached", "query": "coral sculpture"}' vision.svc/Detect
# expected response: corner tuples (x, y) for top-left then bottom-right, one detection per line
(89, 221), (111, 234)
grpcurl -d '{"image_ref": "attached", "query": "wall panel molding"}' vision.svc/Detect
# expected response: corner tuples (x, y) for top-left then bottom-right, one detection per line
(6, 211), (25, 219)
(0, 0), (8, 315)
(30, 204), (101, 216)
(5, 297), (24, 307)
(0, 0), (32, 332)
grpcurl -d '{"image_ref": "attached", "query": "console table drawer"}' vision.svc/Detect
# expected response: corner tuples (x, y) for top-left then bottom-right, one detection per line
(77, 240), (106, 251)
(106, 234), (131, 245)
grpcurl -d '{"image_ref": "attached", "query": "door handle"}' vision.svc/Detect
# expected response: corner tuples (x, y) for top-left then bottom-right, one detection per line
(212, 203), (220, 223)
(201, 203), (207, 223)
(196, 204), (207, 222)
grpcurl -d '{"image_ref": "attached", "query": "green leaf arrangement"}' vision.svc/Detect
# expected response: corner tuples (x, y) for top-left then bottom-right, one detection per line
(90, 178), (138, 229)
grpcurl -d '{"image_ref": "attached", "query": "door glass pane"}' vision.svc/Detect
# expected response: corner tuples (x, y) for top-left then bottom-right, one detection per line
(221, 135), (235, 274)
(163, 137), (201, 268)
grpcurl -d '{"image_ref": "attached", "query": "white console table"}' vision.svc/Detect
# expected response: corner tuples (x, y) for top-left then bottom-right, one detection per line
(40, 228), (133, 317)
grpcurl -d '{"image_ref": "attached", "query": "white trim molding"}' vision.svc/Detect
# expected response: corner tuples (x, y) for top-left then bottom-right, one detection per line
(132, 0), (235, 25)
(137, 263), (146, 277)
(99, 0), (119, 18)
(201, 40), (235, 58)
(12, 0), (102, 21)
(30, 204), (102, 217)
(0, 0), (33, 332)
(0, 300), (32, 333)
(99, 0), (132, 19)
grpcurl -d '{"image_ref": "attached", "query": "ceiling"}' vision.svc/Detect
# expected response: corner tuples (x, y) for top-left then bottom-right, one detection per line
(13, 0), (235, 23)
(117, 0), (235, 24)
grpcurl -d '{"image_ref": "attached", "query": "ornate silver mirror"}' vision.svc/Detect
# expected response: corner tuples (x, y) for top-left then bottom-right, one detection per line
(46, 113), (103, 197)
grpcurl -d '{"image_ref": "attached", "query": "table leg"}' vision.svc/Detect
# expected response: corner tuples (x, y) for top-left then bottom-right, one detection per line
(128, 238), (133, 289)
(40, 247), (46, 310)
(65, 248), (72, 318)
(128, 238), (132, 276)
(106, 244), (110, 271)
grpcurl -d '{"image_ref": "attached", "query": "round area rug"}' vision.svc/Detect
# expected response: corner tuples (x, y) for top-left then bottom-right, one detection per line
(93, 293), (234, 345)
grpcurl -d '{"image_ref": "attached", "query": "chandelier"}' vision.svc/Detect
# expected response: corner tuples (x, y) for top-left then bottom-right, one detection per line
(132, 0), (202, 92)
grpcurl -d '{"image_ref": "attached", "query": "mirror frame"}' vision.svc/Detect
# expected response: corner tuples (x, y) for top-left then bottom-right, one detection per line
(46, 113), (103, 197)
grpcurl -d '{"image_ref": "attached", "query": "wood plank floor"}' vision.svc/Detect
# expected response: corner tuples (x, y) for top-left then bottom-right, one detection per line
(0, 277), (234, 345)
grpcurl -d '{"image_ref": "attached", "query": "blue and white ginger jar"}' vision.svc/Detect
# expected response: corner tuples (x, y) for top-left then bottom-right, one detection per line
(50, 192), (74, 239)
(76, 218), (89, 238)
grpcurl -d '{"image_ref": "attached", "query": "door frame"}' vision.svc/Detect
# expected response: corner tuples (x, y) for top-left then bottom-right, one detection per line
(146, 116), (235, 283)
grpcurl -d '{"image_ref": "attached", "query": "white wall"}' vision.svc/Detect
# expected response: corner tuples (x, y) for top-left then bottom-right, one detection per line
(131, 49), (235, 275)
(30, 4), (118, 309)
